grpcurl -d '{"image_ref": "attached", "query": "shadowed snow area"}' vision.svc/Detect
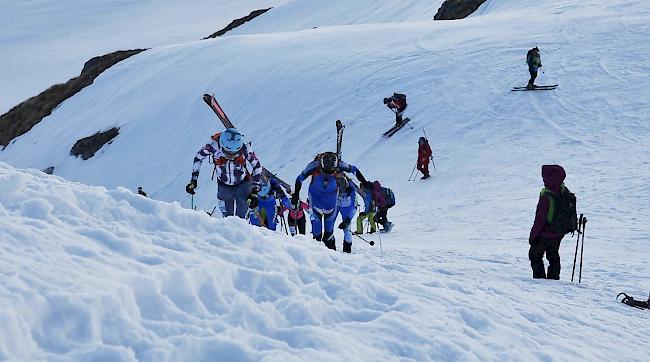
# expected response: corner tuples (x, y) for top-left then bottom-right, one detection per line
(1, 0), (650, 360)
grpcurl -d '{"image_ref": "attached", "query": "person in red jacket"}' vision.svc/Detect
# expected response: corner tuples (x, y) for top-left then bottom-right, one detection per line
(529, 165), (567, 280)
(417, 137), (432, 179)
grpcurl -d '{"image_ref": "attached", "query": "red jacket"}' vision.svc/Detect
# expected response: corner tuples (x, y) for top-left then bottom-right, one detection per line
(418, 141), (432, 164)
(529, 165), (566, 242)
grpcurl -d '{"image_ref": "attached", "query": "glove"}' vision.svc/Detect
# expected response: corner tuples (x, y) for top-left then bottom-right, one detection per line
(359, 212), (367, 217)
(185, 180), (197, 195)
(291, 193), (300, 209)
(247, 193), (259, 209)
(338, 217), (351, 230)
(383, 97), (389, 104)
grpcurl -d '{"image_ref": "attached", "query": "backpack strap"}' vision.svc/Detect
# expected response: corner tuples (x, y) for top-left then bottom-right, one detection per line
(540, 188), (556, 223)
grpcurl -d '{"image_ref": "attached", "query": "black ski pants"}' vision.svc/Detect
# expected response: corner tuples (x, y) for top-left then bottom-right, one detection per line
(374, 207), (389, 227)
(528, 235), (563, 279)
(288, 214), (306, 235)
(528, 66), (538, 86)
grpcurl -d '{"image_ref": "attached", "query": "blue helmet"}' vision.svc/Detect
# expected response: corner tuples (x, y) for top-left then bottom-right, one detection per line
(258, 179), (272, 197)
(219, 128), (244, 154)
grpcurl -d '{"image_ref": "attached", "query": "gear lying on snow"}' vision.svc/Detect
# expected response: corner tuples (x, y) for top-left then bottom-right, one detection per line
(617, 292), (650, 310)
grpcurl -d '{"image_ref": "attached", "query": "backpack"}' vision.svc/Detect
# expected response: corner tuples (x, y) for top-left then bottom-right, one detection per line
(542, 185), (577, 234)
(372, 181), (395, 208)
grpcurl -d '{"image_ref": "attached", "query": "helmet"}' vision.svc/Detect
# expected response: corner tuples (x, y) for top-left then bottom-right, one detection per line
(320, 152), (338, 174)
(219, 128), (244, 154)
(258, 179), (271, 197)
(419, 136), (426, 143)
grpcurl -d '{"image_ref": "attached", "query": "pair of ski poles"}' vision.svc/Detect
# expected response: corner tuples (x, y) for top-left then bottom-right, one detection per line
(571, 214), (587, 283)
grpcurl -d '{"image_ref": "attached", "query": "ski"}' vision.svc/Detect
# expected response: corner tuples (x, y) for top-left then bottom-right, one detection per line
(203, 93), (235, 128)
(511, 85), (558, 91)
(202, 93), (291, 192)
(382, 118), (411, 138)
(336, 119), (344, 159)
(512, 84), (557, 89)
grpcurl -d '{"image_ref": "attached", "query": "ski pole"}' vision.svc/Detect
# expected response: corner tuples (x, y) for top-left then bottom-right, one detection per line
(354, 233), (375, 246)
(431, 156), (437, 172)
(207, 205), (218, 217)
(579, 217), (587, 283)
(191, 194), (195, 210)
(571, 214), (583, 282)
(377, 226), (384, 258)
(408, 163), (417, 181)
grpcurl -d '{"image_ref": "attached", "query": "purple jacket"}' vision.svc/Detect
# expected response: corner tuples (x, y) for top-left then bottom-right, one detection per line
(529, 165), (566, 242)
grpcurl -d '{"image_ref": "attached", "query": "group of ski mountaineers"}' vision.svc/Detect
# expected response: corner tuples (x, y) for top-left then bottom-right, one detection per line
(182, 92), (431, 254)
(178, 47), (583, 281)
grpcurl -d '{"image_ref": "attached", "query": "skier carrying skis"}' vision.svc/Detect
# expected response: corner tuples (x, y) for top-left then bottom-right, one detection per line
(355, 181), (376, 235)
(336, 177), (357, 253)
(383, 93), (408, 126)
(528, 165), (573, 280)
(293, 151), (367, 250)
(417, 137), (433, 179)
(526, 47), (542, 89)
(186, 128), (262, 218)
(249, 176), (291, 231)
(370, 181), (396, 233)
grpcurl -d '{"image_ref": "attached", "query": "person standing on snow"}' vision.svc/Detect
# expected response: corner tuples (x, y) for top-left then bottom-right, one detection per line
(528, 165), (571, 280)
(186, 128), (262, 218)
(293, 152), (367, 251)
(417, 137), (433, 180)
(526, 47), (542, 89)
(383, 93), (408, 126)
(370, 181), (396, 233)
(249, 176), (291, 231)
(336, 178), (357, 253)
(354, 181), (376, 235)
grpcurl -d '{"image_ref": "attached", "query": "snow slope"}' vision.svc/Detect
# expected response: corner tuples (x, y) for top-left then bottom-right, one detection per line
(1, 0), (650, 360)
(1, 162), (648, 361)
(0, 0), (289, 114)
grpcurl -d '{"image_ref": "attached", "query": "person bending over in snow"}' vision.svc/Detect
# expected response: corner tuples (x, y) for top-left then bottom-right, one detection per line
(284, 199), (309, 236)
(336, 177), (357, 253)
(370, 181), (396, 233)
(186, 128), (262, 218)
(526, 47), (542, 89)
(383, 92), (408, 126)
(417, 137), (433, 179)
(355, 181), (376, 235)
(249, 176), (291, 231)
(293, 152), (367, 251)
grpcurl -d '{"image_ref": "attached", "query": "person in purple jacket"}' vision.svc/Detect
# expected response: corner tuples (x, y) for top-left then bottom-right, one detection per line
(528, 165), (568, 280)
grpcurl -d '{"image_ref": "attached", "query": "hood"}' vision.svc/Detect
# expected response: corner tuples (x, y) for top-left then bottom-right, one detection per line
(541, 165), (566, 191)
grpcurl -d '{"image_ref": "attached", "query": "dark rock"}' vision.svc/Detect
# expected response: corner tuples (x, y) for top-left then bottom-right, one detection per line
(42, 166), (55, 175)
(70, 127), (119, 160)
(0, 49), (146, 147)
(204, 8), (271, 39)
(434, 0), (487, 20)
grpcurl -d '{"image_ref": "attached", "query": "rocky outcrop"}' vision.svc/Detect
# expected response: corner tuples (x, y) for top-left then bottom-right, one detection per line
(434, 0), (487, 20)
(0, 49), (146, 147)
(70, 127), (119, 160)
(204, 8), (271, 39)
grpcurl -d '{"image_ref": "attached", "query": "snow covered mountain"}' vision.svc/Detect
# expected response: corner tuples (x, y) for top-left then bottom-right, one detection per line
(1, 0), (649, 360)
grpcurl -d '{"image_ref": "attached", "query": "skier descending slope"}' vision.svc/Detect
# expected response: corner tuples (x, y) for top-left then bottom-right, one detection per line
(526, 47), (542, 89)
(186, 128), (263, 218)
(336, 177), (357, 253)
(293, 152), (367, 251)
(249, 176), (291, 231)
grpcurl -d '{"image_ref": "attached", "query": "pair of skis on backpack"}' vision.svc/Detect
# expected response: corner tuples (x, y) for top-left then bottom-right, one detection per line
(511, 84), (558, 91)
